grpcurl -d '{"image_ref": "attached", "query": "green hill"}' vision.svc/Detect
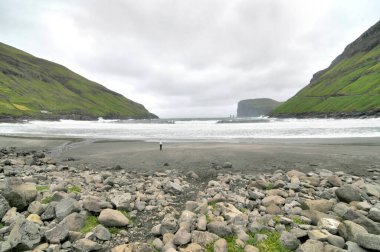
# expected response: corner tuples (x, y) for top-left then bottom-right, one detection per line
(272, 20), (380, 118)
(0, 42), (157, 120)
(237, 98), (282, 117)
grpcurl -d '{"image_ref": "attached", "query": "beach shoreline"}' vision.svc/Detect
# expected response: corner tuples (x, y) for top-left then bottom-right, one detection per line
(1, 135), (379, 179)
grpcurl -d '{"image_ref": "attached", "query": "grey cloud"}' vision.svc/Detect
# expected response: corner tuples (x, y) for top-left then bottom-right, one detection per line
(0, 0), (380, 117)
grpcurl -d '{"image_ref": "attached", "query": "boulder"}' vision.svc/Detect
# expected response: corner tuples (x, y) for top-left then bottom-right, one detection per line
(83, 196), (112, 213)
(179, 243), (204, 252)
(60, 212), (86, 231)
(160, 215), (179, 235)
(55, 198), (81, 220)
(207, 221), (232, 237)
(45, 224), (69, 244)
(362, 184), (380, 198)
(296, 239), (324, 252)
(301, 210), (340, 225)
(318, 218), (341, 234)
(72, 238), (102, 252)
(98, 209), (129, 227)
(173, 228), (192, 245)
(110, 193), (132, 210)
(0, 195), (10, 220)
(262, 195), (285, 206)
(164, 181), (183, 195)
(301, 199), (334, 213)
(1, 178), (37, 210)
(356, 233), (380, 251)
(280, 231), (300, 250)
(327, 175), (343, 187)
(338, 220), (368, 242)
(191, 231), (219, 247)
(8, 219), (41, 250)
(335, 185), (362, 203)
(93, 224), (111, 241)
(28, 201), (45, 215)
(214, 238), (227, 252)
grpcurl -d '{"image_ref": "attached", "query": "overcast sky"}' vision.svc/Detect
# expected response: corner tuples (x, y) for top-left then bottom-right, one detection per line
(1, 0), (379, 118)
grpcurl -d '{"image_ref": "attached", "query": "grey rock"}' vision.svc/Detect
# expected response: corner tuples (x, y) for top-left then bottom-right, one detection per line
(346, 241), (368, 252)
(197, 215), (207, 231)
(280, 231), (300, 250)
(45, 224), (69, 244)
(60, 212), (86, 232)
(110, 193), (132, 210)
(83, 196), (112, 213)
(207, 221), (232, 237)
(0, 241), (11, 252)
(1, 207), (21, 226)
(335, 185), (362, 203)
(327, 234), (346, 249)
(301, 210), (340, 225)
(338, 220), (368, 242)
(318, 218), (341, 234)
(41, 202), (58, 221)
(0, 195), (10, 220)
(333, 203), (350, 218)
(308, 229), (330, 241)
(173, 228), (191, 245)
(353, 215), (380, 234)
(55, 198), (80, 220)
(28, 201), (45, 215)
(8, 219), (41, 250)
(135, 201), (146, 211)
(152, 238), (164, 250)
(1, 179), (37, 210)
(68, 231), (85, 242)
(301, 199), (334, 213)
(356, 233), (380, 251)
(214, 238), (227, 252)
(93, 225), (111, 241)
(72, 238), (102, 252)
(328, 175), (343, 187)
(191, 230), (220, 247)
(296, 239), (324, 252)
(362, 184), (380, 198)
(368, 208), (380, 222)
(98, 209), (129, 227)
(222, 162), (232, 169)
(160, 215), (178, 234)
(164, 181), (183, 195)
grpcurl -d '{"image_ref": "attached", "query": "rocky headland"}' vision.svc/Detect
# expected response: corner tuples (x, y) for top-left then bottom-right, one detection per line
(0, 147), (380, 251)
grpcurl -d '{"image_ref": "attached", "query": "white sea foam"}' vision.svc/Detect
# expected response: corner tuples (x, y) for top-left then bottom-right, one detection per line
(0, 117), (379, 140)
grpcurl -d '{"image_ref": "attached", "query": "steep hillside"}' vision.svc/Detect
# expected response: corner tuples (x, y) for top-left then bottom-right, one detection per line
(272, 20), (380, 118)
(0, 42), (157, 120)
(237, 98), (282, 117)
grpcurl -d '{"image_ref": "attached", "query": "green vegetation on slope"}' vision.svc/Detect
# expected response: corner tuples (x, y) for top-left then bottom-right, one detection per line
(0, 42), (157, 120)
(272, 20), (380, 117)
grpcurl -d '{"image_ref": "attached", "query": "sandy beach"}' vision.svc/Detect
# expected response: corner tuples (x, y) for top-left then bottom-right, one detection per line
(1, 135), (379, 178)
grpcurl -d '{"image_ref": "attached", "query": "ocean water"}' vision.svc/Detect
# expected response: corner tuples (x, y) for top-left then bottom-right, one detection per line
(0, 117), (379, 141)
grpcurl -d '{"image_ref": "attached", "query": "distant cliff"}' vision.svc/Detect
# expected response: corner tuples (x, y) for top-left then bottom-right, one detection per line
(237, 98), (282, 117)
(0, 42), (157, 120)
(272, 20), (380, 118)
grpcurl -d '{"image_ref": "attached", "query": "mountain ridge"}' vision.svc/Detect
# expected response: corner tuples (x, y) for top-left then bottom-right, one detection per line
(271, 20), (380, 118)
(0, 42), (157, 121)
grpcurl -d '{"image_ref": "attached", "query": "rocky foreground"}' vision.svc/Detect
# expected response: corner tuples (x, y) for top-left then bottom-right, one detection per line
(0, 148), (380, 251)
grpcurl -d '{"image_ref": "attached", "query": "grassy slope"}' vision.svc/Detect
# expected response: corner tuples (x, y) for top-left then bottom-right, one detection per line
(272, 21), (380, 117)
(0, 42), (157, 119)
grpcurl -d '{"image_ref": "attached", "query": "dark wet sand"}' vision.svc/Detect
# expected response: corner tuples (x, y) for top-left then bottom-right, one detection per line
(1, 135), (380, 178)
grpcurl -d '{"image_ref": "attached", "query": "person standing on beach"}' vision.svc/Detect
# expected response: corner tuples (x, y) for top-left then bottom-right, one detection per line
(159, 140), (163, 151)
